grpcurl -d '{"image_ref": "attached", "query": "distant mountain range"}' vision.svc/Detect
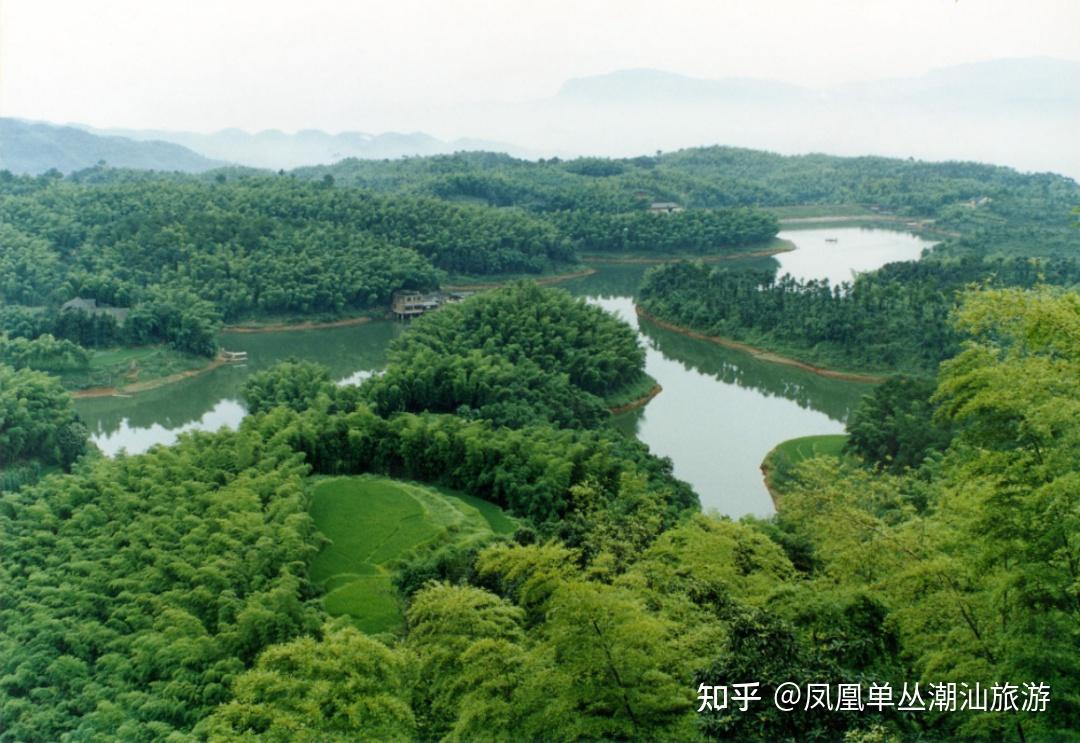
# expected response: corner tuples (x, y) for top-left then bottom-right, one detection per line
(552, 57), (1080, 110)
(1, 119), (531, 174)
(71, 125), (533, 171)
(0, 119), (226, 175)
(4, 58), (1079, 178)
(467, 57), (1080, 179)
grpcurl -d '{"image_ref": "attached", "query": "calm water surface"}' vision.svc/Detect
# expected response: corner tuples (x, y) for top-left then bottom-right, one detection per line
(77, 226), (933, 517)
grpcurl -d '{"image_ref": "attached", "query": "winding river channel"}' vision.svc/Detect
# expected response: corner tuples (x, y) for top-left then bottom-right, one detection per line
(76, 226), (933, 517)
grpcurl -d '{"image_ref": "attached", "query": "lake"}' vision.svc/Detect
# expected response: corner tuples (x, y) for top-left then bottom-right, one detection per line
(77, 225), (934, 517)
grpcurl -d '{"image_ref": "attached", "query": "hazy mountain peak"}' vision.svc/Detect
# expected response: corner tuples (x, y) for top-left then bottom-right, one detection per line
(0, 118), (225, 175)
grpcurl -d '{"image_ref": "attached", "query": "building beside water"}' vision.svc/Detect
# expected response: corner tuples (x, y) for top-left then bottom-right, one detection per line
(391, 290), (472, 320)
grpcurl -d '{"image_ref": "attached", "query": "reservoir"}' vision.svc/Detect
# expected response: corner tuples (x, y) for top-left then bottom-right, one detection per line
(77, 226), (934, 517)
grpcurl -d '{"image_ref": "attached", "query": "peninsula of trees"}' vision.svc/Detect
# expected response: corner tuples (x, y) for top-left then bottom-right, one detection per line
(1, 145), (1079, 741)
(2, 282), (1076, 741)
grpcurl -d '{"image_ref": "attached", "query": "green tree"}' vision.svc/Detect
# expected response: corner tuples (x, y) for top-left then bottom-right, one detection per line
(200, 622), (415, 742)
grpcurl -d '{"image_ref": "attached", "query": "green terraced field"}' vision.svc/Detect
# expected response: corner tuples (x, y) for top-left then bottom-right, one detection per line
(762, 434), (849, 500)
(309, 476), (515, 633)
(769, 434), (848, 466)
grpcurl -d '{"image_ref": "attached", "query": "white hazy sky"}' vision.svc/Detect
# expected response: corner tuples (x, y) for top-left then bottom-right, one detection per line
(2, 0), (1079, 132)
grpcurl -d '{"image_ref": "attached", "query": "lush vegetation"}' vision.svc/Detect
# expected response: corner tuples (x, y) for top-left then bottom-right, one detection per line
(552, 207), (778, 255)
(363, 282), (650, 428)
(4, 143), (1077, 385)
(639, 255), (1080, 374)
(844, 375), (954, 473)
(1, 283), (1077, 741)
(762, 434), (848, 495)
(308, 476), (515, 634)
(0, 430), (323, 741)
(3, 144), (1080, 741)
(298, 148), (1078, 226)
(768, 286), (1080, 741)
(0, 332), (89, 371)
(0, 365), (88, 489)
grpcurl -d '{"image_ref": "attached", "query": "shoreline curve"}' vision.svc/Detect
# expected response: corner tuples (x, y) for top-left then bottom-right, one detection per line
(634, 306), (886, 384)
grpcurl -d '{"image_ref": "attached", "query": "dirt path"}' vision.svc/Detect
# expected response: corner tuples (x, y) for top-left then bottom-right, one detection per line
(607, 383), (663, 415)
(635, 306), (886, 384)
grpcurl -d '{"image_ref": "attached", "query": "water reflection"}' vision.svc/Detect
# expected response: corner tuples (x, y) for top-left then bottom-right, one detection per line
(636, 315), (867, 421)
(579, 294), (867, 518)
(561, 226), (933, 516)
(75, 227), (933, 517)
(77, 321), (402, 453)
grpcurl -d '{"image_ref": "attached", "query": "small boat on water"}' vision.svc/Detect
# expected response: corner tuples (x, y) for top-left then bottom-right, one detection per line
(825, 237), (839, 243)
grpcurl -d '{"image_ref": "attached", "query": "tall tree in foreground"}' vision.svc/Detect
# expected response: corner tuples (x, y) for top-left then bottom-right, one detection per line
(0, 364), (87, 482)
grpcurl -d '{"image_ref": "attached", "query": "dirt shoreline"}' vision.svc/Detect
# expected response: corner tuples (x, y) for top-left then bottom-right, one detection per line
(778, 214), (962, 239)
(759, 459), (781, 511)
(607, 382), (663, 415)
(580, 243), (795, 266)
(223, 315), (373, 334)
(72, 357), (229, 399)
(634, 306), (887, 383)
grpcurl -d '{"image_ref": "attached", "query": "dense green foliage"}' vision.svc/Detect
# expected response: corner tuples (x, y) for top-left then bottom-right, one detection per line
(298, 147), (1080, 232)
(0, 176), (447, 322)
(552, 207), (778, 255)
(242, 358), (342, 414)
(639, 255), (1080, 374)
(844, 375), (954, 472)
(3, 142), (1080, 740)
(0, 333), (88, 371)
(363, 282), (648, 427)
(300, 147), (1080, 248)
(1, 284), (1077, 741)
(257, 403), (695, 533)
(762, 434), (848, 494)
(0, 431), (323, 741)
(773, 287), (1080, 741)
(0, 365), (87, 482)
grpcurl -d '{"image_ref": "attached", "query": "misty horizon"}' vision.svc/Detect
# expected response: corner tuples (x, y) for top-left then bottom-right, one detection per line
(3, 1), (1080, 177)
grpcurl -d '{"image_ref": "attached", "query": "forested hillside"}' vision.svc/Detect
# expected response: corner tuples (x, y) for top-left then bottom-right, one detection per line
(364, 282), (650, 427)
(2, 284), (1075, 741)
(2, 142), (1079, 741)
(299, 146), (1080, 241)
(639, 255), (1080, 374)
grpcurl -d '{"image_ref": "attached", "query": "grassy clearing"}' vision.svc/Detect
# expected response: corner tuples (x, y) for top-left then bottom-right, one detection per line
(762, 434), (849, 502)
(770, 434), (848, 464)
(309, 476), (515, 634)
(603, 373), (661, 412)
(60, 346), (207, 391)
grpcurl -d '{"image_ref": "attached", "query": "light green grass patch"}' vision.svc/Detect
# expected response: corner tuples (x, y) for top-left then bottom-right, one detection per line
(87, 346), (159, 369)
(61, 345), (206, 390)
(770, 434), (848, 465)
(309, 476), (516, 633)
(763, 434), (849, 499)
